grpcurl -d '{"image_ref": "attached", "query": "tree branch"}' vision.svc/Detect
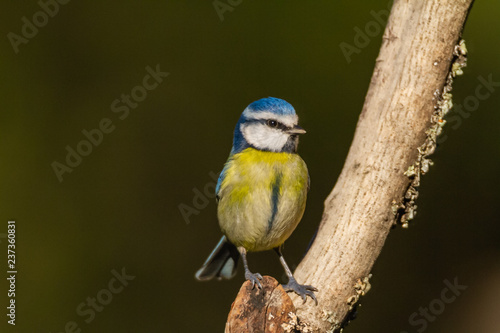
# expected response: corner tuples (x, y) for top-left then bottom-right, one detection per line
(292, 1), (474, 331)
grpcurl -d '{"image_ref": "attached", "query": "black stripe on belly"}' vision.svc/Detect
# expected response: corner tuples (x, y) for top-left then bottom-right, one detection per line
(268, 173), (283, 232)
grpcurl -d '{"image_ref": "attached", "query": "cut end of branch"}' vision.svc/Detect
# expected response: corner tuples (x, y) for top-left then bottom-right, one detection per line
(226, 276), (302, 333)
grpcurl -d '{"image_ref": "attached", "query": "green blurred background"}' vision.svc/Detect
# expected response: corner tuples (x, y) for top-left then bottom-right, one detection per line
(1, 1), (499, 332)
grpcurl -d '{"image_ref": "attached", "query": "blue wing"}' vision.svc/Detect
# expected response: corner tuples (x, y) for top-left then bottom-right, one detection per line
(215, 170), (224, 201)
(215, 157), (232, 202)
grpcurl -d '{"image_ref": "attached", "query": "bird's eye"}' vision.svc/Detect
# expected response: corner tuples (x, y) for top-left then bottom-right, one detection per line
(267, 120), (278, 128)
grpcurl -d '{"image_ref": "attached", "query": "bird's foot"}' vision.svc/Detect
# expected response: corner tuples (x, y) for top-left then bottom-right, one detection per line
(244, 271), (263, 289)
(283, 277), (318, 305)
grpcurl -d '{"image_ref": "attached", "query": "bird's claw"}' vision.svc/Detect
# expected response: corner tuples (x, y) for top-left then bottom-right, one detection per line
(245, 271), (263, 289)
(283, 278), (318, 305)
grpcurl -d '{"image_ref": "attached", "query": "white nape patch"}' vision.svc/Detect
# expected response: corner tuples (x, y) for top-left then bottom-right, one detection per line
(242, 110), (298, 128)
(241, 123), (289, 152)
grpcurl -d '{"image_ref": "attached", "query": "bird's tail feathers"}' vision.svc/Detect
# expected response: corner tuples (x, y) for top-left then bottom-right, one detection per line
(195, 236), (239, 281)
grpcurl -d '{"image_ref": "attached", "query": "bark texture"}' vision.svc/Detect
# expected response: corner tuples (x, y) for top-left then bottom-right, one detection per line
(290, 0), (474, 331)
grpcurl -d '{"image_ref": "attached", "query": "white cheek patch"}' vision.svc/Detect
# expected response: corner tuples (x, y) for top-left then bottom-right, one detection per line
(241, 123), (289, 152)
(242, 110), (298, 128)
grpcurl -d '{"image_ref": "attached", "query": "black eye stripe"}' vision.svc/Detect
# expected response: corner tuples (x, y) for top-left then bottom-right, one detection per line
(266, 119), (288, 130)
(245, 118), (290, 131)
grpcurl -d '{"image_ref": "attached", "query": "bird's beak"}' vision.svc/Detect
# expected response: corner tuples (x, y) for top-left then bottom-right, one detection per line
(287, 125), (306, 135)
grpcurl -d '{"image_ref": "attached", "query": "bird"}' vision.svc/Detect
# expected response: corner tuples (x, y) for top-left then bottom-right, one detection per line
(195, 97), (317, 304)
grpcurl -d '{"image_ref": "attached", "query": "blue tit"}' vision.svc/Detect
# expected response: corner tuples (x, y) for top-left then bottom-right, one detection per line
(195, 97), (317, 303)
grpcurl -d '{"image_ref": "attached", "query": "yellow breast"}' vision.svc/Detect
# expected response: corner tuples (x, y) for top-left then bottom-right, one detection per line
(217, 148), (308, 251)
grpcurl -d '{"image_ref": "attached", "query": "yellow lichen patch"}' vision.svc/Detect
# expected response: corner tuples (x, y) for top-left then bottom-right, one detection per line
(346, 274), (373, 309)
(394, 40), (467, 228)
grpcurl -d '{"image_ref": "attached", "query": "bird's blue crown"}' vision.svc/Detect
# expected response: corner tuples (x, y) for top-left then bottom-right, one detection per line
(244, 97), (296, 116)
